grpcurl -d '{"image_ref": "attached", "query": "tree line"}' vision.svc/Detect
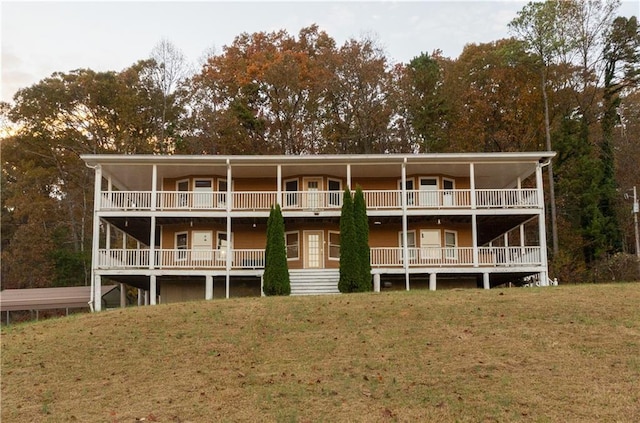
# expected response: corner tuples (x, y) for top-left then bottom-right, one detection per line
(1, 0), (639, 288)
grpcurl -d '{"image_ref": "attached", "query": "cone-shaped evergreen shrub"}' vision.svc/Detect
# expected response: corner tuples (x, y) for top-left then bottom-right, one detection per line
(339, 187), (359, 293)
(353, 186), (371, 292)
(263, 204), (290, 295)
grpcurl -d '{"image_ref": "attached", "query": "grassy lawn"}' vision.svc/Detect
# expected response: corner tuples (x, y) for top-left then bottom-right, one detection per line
(2, 283), (640, 422)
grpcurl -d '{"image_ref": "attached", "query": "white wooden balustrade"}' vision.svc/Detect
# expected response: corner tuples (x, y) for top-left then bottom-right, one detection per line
(99, 188), (540, 211)
(98, 246), (541, 270)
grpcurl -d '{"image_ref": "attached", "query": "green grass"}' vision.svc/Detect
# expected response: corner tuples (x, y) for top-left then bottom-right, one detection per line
(2, 283), (640, 422)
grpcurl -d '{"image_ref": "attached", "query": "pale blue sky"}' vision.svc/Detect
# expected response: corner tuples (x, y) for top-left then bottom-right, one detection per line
(2, 1), (639, 103)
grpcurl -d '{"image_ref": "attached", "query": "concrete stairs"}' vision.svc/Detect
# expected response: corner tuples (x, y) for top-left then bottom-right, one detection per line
(289, 269), (340, 296)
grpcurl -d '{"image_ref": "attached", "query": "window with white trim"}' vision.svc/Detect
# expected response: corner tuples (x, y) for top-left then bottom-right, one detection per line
(284, 178), (299, 207)
(176, 179), (189, 207)
(398, 178), (415, 206)
(176, 232), (188, 261)
(328, 231), (340, 260)
(217, 179), (228, 208)
(286, 231), (299, 260)
(445, 230), (458, 259)
(399, 230), (417, 261)
(328, 179), (342, 207)
(216, 231), (232, 261)
(443, 178), (455, 206)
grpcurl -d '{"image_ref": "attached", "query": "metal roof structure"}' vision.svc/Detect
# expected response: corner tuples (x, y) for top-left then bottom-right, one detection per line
(0, 286), (117, 312)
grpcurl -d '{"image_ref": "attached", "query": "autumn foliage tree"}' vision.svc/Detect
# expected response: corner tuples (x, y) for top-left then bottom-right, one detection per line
(2, 6), (639, 287)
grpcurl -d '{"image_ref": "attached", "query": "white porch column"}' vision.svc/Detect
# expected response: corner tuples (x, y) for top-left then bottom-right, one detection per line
(401, 159), (410, 291)
(120, 283), (126, 308)
(137, 289), (143, 306)
(205, 275), (213, 300)
(536, 164), (550, 284)
(470, 163), (479, 267)
(105, 225), (111, 250)
(469, 163), (476, 209)
(151, 164), (157, 211)
(429, 273), (437, 291)
(149, 215), (156, 270)
(93, 274), (102, 311)
(346, 163), (352, 190)
(226, 160), (232, 299)
(277, 164), (282, 207)
(483, 273), (490, 290)
(90, 164), (103, 312)
(150, 275), (157, 305)
(373, 274), (381, 292)
(261, 273), (265, 297)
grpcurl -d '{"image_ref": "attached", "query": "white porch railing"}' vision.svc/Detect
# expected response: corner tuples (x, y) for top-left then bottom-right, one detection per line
(281, 191), (343, 211)
(98, 249), (150, 268)
(233, 192), (278, 211)
(155, 249), (266, 269)
(157, 191), (227, 210)
(101, 192), (153, 210)
(98, 188), (540, 211)
(98, 246), (540, 270)
(475, 189), (538, 208)
(370, 246), (542, 267)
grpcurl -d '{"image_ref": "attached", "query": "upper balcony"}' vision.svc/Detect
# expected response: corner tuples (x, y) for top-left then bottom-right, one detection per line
(98, 188), (540, 212)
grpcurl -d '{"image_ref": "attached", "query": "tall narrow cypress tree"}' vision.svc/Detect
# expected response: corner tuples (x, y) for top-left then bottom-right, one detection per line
(263, 204), (290, 295)
(353, 186), (371, 292)
(339, 187), (358, 293)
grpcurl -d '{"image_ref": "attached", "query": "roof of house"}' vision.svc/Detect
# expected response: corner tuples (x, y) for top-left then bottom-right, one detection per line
(81, 152), (556, 191)
(81, 152), (556, 166)
(0, 286), (117, 312)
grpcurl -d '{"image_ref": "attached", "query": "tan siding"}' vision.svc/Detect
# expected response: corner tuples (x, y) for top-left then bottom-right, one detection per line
(233, 178), (277, 191)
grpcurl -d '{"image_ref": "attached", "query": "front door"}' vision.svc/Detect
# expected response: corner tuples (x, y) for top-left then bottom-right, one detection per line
(192, 230), (213, 261)
(304, 178), (323, 210)
(194, 179), (213, 208)
(304, 231), (324, 268)
(419, 177), (438, 206)
(420, 229), (441, 260)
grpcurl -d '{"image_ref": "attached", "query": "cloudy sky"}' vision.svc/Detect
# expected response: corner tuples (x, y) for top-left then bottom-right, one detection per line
(2, 1), (639, 103)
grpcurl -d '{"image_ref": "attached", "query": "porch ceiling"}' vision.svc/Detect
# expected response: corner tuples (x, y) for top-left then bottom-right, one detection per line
(105, 214), (534, 248)
(87, 153), (555, 191)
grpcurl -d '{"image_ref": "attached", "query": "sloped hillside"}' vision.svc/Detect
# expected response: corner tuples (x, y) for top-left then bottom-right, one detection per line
(2, 284), (640, 422)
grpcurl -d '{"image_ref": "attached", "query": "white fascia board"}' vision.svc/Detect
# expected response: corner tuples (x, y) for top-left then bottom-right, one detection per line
(80, 152), (557, 167)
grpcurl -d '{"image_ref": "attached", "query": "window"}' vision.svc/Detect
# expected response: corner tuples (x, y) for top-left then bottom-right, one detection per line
(217, 179), (227, 208)
(443, 178), (455, 206)
(176, 179), (189, 207)
(445, 230), (458, 260)
(328, 179), (342, 207)
(286, 231), (299, 260)
(328, 231), (340, 260)
(399, 230), (417, 261)
(398, 178), (415, 206)
(176, 232), (188, 261)
(284, 179), (299, 207)
(216, 231), (232, 262)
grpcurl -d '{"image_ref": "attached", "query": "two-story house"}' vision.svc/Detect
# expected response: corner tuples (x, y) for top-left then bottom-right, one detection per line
(82, 153), (555, 311)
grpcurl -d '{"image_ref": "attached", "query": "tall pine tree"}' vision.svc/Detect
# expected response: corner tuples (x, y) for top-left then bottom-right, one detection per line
(353, 186), (371, 291)
(263, 204), (290, 295)
(338, 188), (358, 293)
